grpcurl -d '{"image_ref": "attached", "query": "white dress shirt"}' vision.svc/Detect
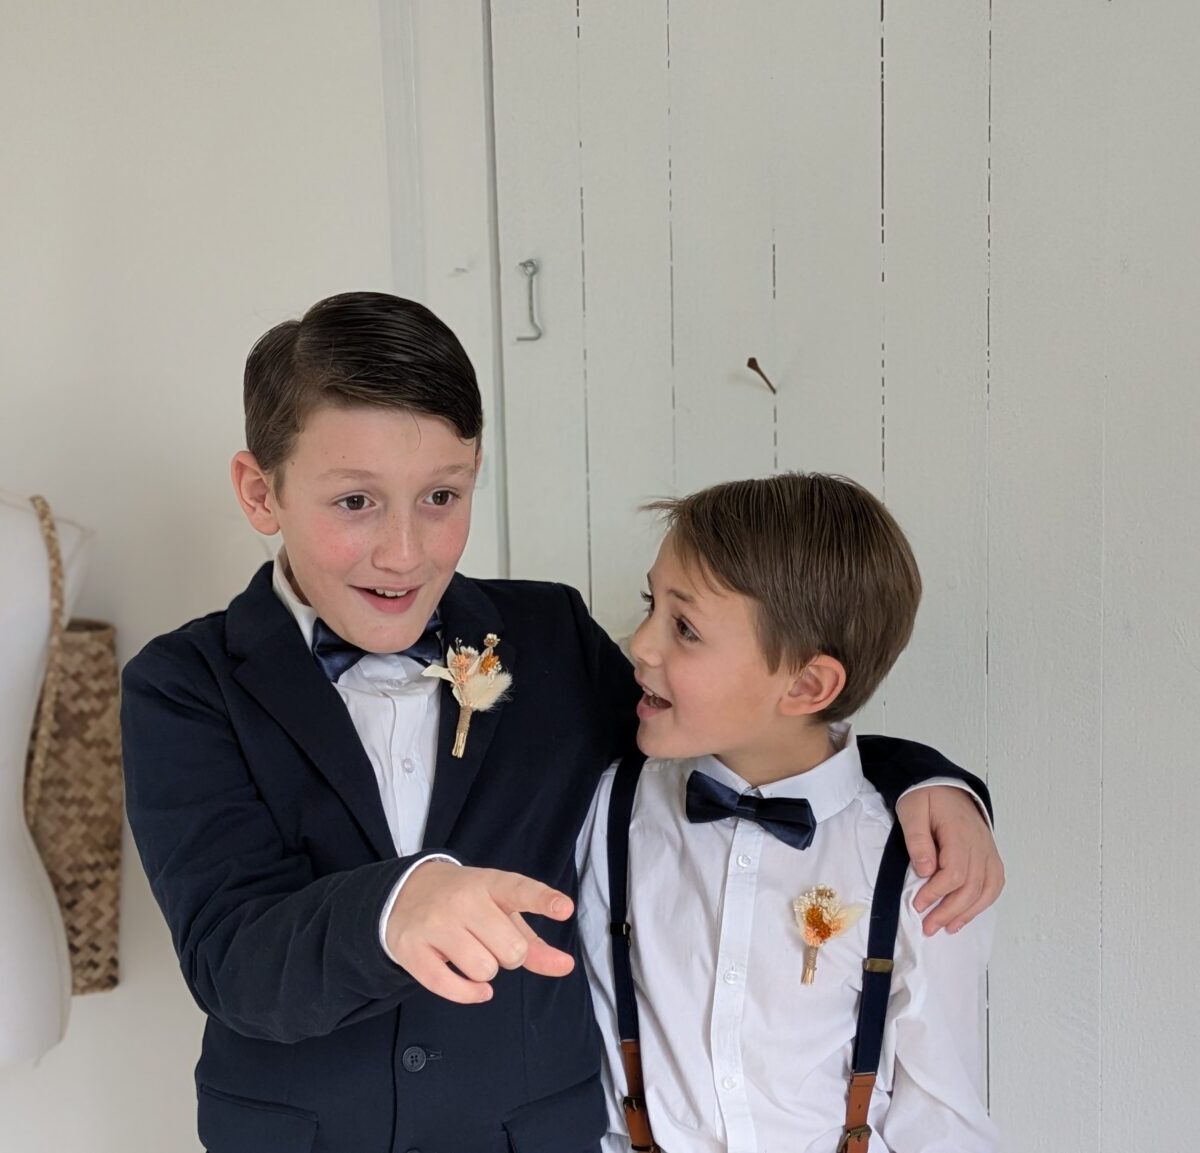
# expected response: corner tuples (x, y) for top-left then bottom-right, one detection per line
(272, 555), (455, 951)
(576, 726), (1000, 1153)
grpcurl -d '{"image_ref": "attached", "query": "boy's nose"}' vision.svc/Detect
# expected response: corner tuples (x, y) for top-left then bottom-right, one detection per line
(628, 618), (658, 667)
(372, 517), (421, 573)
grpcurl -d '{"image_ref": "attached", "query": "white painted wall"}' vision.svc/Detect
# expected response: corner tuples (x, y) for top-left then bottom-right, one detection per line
(0, 3), (499, 1150)
(490, 3), (1200, 1151)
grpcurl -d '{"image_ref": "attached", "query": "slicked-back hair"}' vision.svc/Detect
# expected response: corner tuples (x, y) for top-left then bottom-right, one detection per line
(647, 473), (922, 722)
(243, 292), (482, 490)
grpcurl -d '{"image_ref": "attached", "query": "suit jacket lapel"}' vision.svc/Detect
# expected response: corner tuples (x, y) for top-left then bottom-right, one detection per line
(226, 564), (396, 861)
(422, 574), (514, 849)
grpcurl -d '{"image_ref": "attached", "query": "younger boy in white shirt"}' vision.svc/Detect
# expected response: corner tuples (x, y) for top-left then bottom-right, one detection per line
(577, 472), (1000, 1153)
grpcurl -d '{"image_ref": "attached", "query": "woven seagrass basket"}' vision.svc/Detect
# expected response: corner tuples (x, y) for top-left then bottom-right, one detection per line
(24, 496), (122, 995)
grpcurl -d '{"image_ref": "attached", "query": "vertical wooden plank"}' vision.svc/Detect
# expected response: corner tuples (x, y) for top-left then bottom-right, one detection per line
(768, 3), (885, 732)
(987, 5), (1108, 1147)
(1101, 8), (1200, 1148)
(490, 2), (590, 592)
(577, 1), (674, 639)
(881, 4), (989, 766)
(669, 0), (776, 493)
(770, 3), (882, 490)
(409, 0), (504, 579)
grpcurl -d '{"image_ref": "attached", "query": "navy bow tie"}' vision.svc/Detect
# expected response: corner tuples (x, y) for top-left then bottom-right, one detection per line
(685, 770), (817, 851)
(311, 613), (443, 683)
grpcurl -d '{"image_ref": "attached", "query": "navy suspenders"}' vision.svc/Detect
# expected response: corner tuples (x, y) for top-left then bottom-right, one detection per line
(605, 752), (909, 1153)
(838, 820), (909, 1152)
(607, 751), (658, 1152)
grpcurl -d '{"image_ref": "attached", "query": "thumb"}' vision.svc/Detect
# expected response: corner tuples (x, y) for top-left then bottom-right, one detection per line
(492, 871), (575, 921)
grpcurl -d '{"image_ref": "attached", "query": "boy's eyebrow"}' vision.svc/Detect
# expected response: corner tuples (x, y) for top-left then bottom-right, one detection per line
(646, 573), (696, 606)
(433, 463), (480, 479)
(318, 468), (380, 481)
(318, 463), (477, 482)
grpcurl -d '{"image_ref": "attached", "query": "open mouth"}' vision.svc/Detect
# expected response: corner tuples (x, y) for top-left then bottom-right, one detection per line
(636, 685), (673, 719)
(354, 585), (420, 611)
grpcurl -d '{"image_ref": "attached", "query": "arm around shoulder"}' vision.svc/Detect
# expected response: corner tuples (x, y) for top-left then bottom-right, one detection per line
(858, 735), (992, 821)
(860, 735), (1004, 932)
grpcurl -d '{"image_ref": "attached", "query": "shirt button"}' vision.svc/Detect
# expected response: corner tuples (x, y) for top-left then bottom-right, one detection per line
(721, 1075), (738, 1090)
(736, 853), (752, 868)
(401, 1045), (427, 1072)
(723, 968), (739, 985)
(402, 757), (416, 774)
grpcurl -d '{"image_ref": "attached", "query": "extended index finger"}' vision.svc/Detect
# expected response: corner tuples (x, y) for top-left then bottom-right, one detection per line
(509, 912), (575, 979)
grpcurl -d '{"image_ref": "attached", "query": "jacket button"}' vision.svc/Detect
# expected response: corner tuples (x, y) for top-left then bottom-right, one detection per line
(401, 1045), (427, 1072)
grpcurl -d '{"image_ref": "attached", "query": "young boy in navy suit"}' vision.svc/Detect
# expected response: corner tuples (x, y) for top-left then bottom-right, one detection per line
(121, 292), (1002, 1153)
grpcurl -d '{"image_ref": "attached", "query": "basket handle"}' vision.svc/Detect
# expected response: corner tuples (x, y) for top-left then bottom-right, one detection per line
(25, 494), (68, 826)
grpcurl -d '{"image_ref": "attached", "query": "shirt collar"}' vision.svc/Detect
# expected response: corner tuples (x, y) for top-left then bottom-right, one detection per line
(695, 722), (865, 823)
(271, 548), (318, 652)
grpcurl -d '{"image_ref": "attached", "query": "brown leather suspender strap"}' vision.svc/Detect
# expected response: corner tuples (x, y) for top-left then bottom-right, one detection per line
(838, 1072), (877, 1152)
(619, 1039), (657, 1151)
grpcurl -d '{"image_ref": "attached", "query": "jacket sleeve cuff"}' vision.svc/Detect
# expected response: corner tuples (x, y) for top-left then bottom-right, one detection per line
(377, 854), (463, 961)
(898, 777), (993, 830)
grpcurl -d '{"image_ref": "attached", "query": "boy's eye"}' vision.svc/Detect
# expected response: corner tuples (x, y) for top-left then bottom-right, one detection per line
(426, 489), (457, 507)
(337, 494), (371, 512)
(675, 616), (699, 643)
(640, 590), (654, 613)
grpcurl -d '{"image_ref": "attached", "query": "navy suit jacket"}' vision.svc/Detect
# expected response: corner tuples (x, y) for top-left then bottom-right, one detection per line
(121, 563), (990, 1153)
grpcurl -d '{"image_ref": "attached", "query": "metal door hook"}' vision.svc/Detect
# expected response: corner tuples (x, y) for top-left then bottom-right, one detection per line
(517, 259), (543, 341)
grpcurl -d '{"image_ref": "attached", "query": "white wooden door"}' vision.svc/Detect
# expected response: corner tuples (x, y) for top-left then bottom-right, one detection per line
(489, 3), (1200, 1150)
(492, 4), (988, 744)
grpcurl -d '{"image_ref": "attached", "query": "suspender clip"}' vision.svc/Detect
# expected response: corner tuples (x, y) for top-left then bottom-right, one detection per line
(863, 957), (893, 974)
(610, 920), (631, 941)
(836, 1123), (873, 1152)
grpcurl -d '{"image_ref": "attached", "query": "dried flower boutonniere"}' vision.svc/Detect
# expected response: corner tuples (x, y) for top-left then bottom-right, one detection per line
(792, 885), (867, 985)
(423, 633), (512, 758)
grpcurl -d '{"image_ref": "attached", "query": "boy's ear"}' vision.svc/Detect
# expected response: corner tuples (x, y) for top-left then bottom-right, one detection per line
(231, 450), (281, 536)
(779, 655), (847, 718)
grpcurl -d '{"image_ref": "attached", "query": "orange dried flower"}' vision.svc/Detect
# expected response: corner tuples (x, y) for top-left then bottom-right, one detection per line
(423, 634), (514, 758)
(792, 885), (866, 984)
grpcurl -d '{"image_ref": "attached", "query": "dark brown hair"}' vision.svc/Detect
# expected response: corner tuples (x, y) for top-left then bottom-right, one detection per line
(243, 292), (482, 489)
(648, 473), (922, 721)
